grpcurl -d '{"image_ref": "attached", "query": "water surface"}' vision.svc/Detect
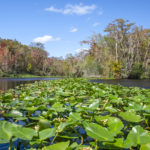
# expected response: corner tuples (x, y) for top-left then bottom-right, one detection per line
(90, 79), (150, 89)
(0, 78), (59, 91)
(0, 78), (150, 91)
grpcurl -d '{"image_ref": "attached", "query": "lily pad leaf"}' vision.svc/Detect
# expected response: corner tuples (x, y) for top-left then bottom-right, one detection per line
(39, 128), (56, 140)
(39, 119), (51, 131)
(119, 111), (142, 123)
(15, 116), (27, 121)
(89, 99), (99, 110)
(105, 105), (118, 113)
(107, 117), (124, 136)
(42, 141), (70, 150)
(140, 143), (150, 150)
(51, 102), (66, 112)
(126, 102), (143, 111)
(13, 126), (37, 140)
(143, 105), (150, 113)
(0, 121), (17, 143)
(4, 110), (23, 118)
(57, 122), (72, 133)
(103, 138), (124, 149)
(83, 122), (114, 142)
(69, 142), (78, 149)
(94, 115), (109, 126)
(124, 125), (150, 148)
(69, 112), (82, 122)
(0, 121), (36, 142)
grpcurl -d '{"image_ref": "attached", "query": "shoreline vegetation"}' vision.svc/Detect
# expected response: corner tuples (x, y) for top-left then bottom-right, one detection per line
(0, 73), (63, 78)
(0, 78), (150, 149)
(0, 18), (150, 79)
(0, 73), (149, 80)
(0, 73), (114, 79)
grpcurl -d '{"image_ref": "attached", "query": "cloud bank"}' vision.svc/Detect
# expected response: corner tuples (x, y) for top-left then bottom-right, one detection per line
(93, 22), (100, 27)
(70, 27), (78, 32)
(75, 48), (89, 53)
(45, 4), (97, 15)
(33, 35), (60, 44)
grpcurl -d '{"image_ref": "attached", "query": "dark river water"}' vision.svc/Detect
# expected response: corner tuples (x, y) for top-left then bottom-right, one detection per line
(0, 78), (150, 91)
(0, 78), (59, 91)
(90, 79), (150, 89)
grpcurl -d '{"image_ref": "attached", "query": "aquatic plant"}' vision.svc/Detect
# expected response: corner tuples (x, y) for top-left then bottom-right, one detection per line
(0, 78), (150, 149)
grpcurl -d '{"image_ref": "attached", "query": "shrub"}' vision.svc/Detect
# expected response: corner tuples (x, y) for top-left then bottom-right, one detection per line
(128, 63), (144, 79)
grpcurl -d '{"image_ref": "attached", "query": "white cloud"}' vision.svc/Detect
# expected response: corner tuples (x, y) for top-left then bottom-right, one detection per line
(93, 22), (100, 27)
(45, 4), (97, 15)
(70, 27), (78, 32)
(75, 48), (88, 53)
(45, 6), (63, 13)
(33, 35), (60, 44)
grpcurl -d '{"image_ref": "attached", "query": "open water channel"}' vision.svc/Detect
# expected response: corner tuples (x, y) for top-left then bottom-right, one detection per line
(0, 78), (150, 91)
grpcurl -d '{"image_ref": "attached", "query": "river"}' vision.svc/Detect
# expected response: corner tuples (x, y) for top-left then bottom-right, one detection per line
(0, 78), (59, 91)
(0, 78), (150, 91)
(90, 79), (150, 89)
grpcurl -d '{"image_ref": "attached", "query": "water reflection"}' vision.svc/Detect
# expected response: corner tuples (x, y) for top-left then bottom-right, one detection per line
(90, 79), (150, 89)
(0, 78), (150, 91)
(0, 80), (30, 91)
(0, 78), (58, 91)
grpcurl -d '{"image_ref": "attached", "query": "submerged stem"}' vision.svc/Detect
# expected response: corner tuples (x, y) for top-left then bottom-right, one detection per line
(51, 132), (58, 144)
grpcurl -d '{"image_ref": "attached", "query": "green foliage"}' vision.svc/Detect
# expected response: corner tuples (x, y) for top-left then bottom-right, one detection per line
(0, 39), (48, 76)
(83, 56), (103, 76)
(124, 126), (150, 148)
(27, 63), (32, 72)
(128, 63), (144, 79)
(0, 69), (3, 76)
(42, 141), (70, 150)
(0, 78), (150, 149)
(0, 18), (150, 79)
(39, 128), (56, 140)
(83, 122), (114, 142)
(140, 143), (150, 150)
(112, 62), (122, 78)
(119, 110), (143, 122)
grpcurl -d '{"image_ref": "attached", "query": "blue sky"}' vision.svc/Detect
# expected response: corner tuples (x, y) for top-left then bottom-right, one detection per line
(0, 0), (150, 58)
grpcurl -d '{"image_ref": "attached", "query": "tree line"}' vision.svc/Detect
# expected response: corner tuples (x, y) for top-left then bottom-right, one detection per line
(0, 19), (150, 79)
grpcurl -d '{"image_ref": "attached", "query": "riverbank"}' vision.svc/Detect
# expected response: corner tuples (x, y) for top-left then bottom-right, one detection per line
(1, 73), (149, 80)
(0, 78), (150, 149)
(0, 73), (63, 78)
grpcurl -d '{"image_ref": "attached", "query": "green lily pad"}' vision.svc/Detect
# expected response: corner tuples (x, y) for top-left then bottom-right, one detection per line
(42, 141), (70, 150)
(119, 111), (142, 123)
(83, 122), (114, 142)
(69, 112), (82, 122)
(39, 128), (56, 140)
(124, 125), (150, 148)
(140, 143), (150, 150)
(0, 121), (17, 143)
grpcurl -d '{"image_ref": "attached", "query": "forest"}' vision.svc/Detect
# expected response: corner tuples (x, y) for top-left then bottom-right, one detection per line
(0, 19), (150, 79)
